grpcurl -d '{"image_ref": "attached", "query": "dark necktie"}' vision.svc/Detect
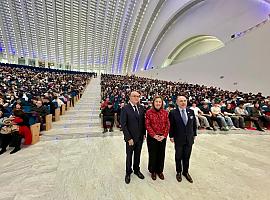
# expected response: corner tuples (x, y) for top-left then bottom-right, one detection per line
(181, 109), (188, 125)
(133, 106), (139, 115)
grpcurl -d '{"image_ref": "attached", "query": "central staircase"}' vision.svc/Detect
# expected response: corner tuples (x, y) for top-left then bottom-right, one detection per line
(41, 76), (122, 141)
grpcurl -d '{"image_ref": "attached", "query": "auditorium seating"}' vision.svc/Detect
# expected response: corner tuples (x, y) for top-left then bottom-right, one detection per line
(30, 123), (41, 145)
(0, 63), (95, 147)
(100, 74), (270, 132)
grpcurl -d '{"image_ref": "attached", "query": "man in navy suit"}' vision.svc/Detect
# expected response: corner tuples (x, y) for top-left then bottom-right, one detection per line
(120, 91), (146, 184)
(169, 96), (197, 183)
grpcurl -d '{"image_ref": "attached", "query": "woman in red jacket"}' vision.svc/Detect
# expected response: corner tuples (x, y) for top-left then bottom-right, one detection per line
(13, 110), (32, 147)
(145, 96), (170, 180)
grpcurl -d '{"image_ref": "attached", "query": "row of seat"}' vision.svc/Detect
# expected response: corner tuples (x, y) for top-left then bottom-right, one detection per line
(30, 82), (89, 145)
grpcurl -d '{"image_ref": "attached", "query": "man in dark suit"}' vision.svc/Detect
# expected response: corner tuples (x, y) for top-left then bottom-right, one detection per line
(120, 91), (146, 184)
(169, 96), (197, 183)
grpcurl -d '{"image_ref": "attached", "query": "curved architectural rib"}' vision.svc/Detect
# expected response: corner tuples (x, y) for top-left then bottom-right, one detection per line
(143, 0), (206, 70)
(130, 0), (165, 73)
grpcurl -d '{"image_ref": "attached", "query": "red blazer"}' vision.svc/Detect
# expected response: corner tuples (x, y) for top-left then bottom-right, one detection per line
(145, 108), (170, 138)
(13, 117), (32, 145)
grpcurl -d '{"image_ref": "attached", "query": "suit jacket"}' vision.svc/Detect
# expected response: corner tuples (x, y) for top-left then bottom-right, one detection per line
(120, 103), (146, 142)
(169, 107), (197, 145)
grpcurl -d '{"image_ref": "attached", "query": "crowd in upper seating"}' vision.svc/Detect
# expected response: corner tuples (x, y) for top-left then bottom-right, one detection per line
(0, 63), (95, 154)
(100, 74), (270, 132)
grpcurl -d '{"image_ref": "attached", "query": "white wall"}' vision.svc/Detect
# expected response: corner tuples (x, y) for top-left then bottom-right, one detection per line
(169, 37), (224, 66)
(135, 21), (270, 96)
(137, 0), (270, 70)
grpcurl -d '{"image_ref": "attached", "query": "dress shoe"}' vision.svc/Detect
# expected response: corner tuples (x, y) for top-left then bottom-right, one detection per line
(176, 173), (182, 182)
(183, 173), (193, 183)
(10, 148), (21, 154)
(0, 149), (6, 155)
(151, 173), (157, 180)
(134, 171), (145, 179)
(158, 173), (164, 180)
(109, 128), (113, 132)
(125, 174), (131, 184)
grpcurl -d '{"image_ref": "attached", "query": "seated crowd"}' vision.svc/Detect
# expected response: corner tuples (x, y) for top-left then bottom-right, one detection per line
(100, 74), (270, 133)
(0, 63), (95, 155)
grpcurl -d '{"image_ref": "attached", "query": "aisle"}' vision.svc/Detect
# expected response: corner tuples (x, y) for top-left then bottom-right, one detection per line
(41, 76), (121, 141)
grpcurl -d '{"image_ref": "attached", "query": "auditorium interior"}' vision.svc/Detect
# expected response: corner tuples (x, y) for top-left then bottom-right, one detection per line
(0, 0), (270, 199)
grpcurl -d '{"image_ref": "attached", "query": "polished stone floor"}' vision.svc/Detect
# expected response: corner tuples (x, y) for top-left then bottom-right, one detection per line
(0, 77), (270, 200)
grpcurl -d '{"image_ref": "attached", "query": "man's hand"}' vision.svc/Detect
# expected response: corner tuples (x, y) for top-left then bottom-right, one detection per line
(128, 139), (134, 146)
(144, 135), (146, 140)
(170, 138), (174, 143)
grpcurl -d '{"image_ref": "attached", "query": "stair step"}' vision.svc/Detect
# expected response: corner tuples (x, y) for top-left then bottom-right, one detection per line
(43, 77), (112, 139)
(60, 115), (100, 120)
(67, 110), (100, 114)
(40, 131), (122, 141)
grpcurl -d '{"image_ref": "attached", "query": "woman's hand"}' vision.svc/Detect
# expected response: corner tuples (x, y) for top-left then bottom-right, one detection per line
(153, 135), (160, 141)
(158, 136), (165, 142)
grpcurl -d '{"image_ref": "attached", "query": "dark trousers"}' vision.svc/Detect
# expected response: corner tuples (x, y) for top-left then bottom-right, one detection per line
(103, 116), (114, 128)
(204, 115), (222, 128)
(231, 116), (245, 128)
(116, 114), (121, 127)
(147, 135), (166, 174)
(211, 116), (223, 128)
(175, 143), (193, 174)
(126, 140), (143, 175)
(0, 132), (22, 150)
(246, 116), (267, 130)
(0, 134), (12, 150)
(71, 97), (75, 107)
(204, 115), (214, 127)
(259, 116), (270, 127)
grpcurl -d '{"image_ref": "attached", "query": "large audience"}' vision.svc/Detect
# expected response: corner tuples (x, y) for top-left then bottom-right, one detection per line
(0, 63), (95, 154)
(100, 74), (270, 132)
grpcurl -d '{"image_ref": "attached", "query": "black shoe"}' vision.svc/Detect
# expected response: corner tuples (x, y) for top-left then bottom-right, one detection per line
(176, 173), (182, 182)
(183, 173), (193, 183)
(10, 148), (21, 154)
(151, 173), (157, 180)
(125, 174), (131, 184)
(109, 128), (113, 132)
(103, 129), (107, 133)
(258, 129), (265, 132)
(0, 149), (6, 155)
(206, 127), (212, 130)
(158, 173), (164, 180)
(134, 171), (145, 179)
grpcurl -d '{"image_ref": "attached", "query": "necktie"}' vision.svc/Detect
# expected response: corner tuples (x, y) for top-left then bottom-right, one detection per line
(133, 106), (139, 115)
(181, 109), (188, 125)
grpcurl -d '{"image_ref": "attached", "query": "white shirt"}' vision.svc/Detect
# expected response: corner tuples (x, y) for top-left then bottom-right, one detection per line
(190, 107), (201, 116)
(129, 102), (139, 114)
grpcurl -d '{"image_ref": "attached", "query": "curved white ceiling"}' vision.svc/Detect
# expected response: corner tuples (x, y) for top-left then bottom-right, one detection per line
(0, 0), (269, 73)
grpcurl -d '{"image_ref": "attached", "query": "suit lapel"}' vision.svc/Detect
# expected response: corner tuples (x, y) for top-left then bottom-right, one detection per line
(186, 109), (191, 126)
